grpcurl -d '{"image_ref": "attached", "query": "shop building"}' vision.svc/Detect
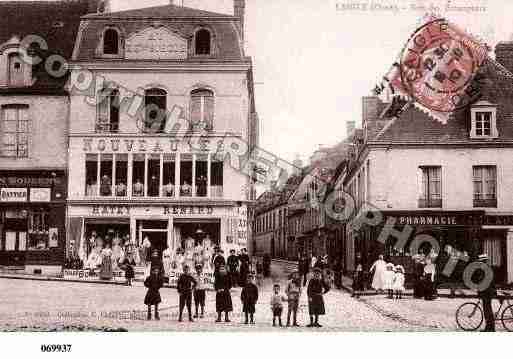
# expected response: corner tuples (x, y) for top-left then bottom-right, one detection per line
(66, 1), (257, 273)
(0, 0), (91, 274)
(343, 49), (513, 285)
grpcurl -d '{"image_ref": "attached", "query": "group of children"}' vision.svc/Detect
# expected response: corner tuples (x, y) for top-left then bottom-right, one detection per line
(143, 263), (330, 327)
(353, 262), (405, 299)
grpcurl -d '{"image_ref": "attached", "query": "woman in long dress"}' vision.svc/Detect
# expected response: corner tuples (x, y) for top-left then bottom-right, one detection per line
(99, 245), (113, 280)
(369, 254), (387, 292)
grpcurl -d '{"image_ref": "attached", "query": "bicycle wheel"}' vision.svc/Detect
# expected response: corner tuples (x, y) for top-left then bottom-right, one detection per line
(501, 304), (513, 331)
(456, 302), (483, 331)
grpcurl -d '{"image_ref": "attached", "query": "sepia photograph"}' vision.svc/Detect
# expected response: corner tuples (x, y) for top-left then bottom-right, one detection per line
(0, 0), (511, 356)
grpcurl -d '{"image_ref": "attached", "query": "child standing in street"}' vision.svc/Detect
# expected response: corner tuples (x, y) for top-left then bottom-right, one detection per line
(177, 265), (197, 322)
(270, 283), (286, 327)
(144, 267), (164, 320)
(393, 265), (405, 299)
(193, 264), (207, 318)
(352, 264), (364, 298)
(271, 284), (286, 327)
(286, 272), (301, 327)
(383, 263), (395, 299)
(241, 275), (259, 324)
(307, 267), (330, 328)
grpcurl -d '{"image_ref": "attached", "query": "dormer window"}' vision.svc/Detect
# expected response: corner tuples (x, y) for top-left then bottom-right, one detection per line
(101, 27), (123, 57)
(8, 53), (24, 86)
(470, 101), (498, 139)
(194, 29), (211, 55)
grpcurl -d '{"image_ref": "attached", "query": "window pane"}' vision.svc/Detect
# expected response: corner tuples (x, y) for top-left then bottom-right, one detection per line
(190, 96), (201, 127)
(163, 154), (176, 197)
(103, 29), (119, 55)
(85, 154), (98, 196)
(115, 154), (128, 196)
(100, 154), (113, 196)
(147, 154), (160, 197)
(196, 154), (208, 197)
(132, 154), (145, 196)
(180, 154), (192, 196)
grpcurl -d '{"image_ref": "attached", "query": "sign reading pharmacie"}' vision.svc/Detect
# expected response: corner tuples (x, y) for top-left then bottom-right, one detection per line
(383, 211), (485, 227)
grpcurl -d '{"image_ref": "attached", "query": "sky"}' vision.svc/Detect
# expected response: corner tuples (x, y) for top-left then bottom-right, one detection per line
(10, 0), (513, 164)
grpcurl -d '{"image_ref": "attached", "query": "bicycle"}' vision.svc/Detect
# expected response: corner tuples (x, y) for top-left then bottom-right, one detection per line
(455, 291), (513, 331)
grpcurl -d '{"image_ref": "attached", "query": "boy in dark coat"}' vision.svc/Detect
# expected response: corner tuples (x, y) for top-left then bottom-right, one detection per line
(227, 249), (240, 287)
(121, 252), (136, 286)
(307, 268), (330, 327)
(238, 248), (250, 287)
(144, 268), (164, 320)
(177, 265), (197, 322)
(214, 264), (233, 322)
(240, 275), (259, 324)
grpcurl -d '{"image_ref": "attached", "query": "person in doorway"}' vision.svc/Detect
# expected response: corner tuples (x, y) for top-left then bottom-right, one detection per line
(115, 181), (127, 196)
(121, 251), (136, 286)
(369, 255), (387, 293)
(241, 275), (259, 324)
(383, 263), (395, 299)
(299, 253), (309, 286)
(263, 253), (272, 278)
(99, 244), (113, 280)
(476, 254), (496, 332)
(163, 179), (174, 197)
(352, 263), (364, 298)
(181, 181), (192, 197)
(286, 272), (302, 326)
(213, 248), (226, 273)
(307, 267), (330, 328)
(214, 264), (233, 323)
(239, 248), (250, 287)
(133, 178), (144, 197)
(144, 267), (164, 320)
(193, 264), (207, 318)
(423, 258), (437, 301)
(177, 265), (197, 322)
(227, 249), (240, 287)
(100, 174), (112, 196)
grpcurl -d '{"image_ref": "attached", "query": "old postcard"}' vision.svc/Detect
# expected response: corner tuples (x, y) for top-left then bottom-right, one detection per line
(0, 0), (512, 355)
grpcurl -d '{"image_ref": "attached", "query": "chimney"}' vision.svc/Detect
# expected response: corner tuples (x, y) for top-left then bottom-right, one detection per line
(495, 41), (513, 74)
(234, 0), (245, 41)
(346, 121), (355, 136)
(88, 0), (110, 13)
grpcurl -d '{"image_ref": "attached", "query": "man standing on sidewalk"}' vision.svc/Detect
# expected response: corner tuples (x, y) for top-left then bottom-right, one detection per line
(299, 253), (310, 286)
(476, 254), (496, 332)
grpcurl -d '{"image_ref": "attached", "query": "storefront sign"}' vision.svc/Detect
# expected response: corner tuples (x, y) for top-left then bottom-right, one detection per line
(0, 175), (61, 186)
(63, 269), (141, 282)
(125, 26), (187, 60)
(30, 188), (51, 202)
(81, 137), (213, 154)
(384, 212), (484, 227)
(484, 215), (513, 226)
(167, 271), (214, 289)
(163, 205), (214, 216)
(91, 205), (130, 216)
(0, 188), (27, 202)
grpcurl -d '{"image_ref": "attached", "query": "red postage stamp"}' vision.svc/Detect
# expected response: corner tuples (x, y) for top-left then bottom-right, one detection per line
(389, 17), (488, 120)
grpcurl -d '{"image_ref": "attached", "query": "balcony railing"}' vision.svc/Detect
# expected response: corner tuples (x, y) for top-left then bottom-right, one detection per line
(85, 184), (224, 199)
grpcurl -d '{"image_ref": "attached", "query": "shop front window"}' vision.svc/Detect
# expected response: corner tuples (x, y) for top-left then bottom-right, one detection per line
(100, 154), (113, 196)
(211, 160), (223, 198)
(132, 154), (145, 197)
(180, 154), (193, 197)
(196, 154), (208, 197)
(163, 154), (176, 197)
(115, 154), (128, 197)
(147, 154), (161, 197)
(85, 154), (99, 197)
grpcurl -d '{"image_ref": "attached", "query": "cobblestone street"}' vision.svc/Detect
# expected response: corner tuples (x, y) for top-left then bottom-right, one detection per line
(0, 277), (475, 332)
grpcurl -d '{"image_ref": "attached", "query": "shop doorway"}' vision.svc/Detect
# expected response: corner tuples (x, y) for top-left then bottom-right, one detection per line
(137, 220), (169, 257)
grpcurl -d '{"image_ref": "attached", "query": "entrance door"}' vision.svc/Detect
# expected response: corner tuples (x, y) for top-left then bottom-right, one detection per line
(142, 231), (167, 256)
